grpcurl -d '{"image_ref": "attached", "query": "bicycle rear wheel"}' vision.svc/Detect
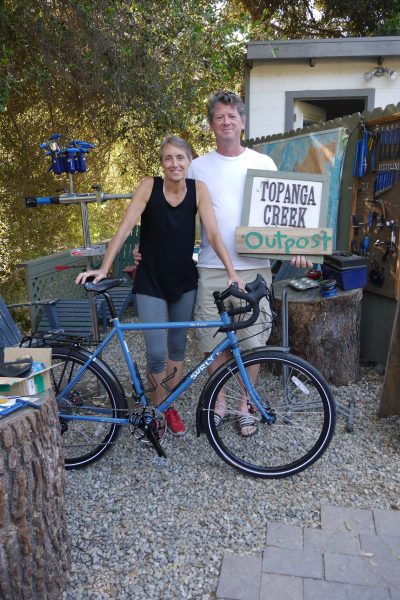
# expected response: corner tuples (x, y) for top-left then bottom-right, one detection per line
(51, 346), (127, 469)
(202, 349), (336, 478)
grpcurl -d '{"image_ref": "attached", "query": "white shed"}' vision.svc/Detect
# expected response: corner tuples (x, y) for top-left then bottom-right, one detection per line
(245, 37), (400, 138)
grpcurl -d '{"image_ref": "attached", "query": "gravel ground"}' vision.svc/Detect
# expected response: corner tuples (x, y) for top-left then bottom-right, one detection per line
(62, 314), (400, 600)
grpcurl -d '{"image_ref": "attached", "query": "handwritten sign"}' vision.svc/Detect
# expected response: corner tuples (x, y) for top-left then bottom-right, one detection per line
(236, 227), (333, 256)
(238, 169), (330, 261)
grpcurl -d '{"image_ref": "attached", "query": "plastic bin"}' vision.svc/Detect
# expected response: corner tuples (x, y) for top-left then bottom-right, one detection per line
(321, 264), (367, 290)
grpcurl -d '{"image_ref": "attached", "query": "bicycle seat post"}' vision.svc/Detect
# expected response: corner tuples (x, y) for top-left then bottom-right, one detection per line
(102, 292), (118, 320)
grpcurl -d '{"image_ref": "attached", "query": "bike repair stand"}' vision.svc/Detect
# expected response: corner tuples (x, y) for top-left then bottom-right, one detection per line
(25, 134), (132, 340)
(68, 171), (100, 341)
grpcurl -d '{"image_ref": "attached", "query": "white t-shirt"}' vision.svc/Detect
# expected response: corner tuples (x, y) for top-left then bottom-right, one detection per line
(189, 148), (277, 270)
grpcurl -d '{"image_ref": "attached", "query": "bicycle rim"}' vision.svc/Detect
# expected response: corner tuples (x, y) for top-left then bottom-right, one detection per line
(51, 347), (125, 469)
(202, 350), (336, 478)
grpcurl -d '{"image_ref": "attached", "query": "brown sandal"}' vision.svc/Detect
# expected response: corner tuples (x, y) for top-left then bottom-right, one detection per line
(239, 414), (258, 438)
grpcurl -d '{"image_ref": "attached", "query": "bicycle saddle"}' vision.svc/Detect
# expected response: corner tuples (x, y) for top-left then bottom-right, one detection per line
(0, 356), (33, 378)
(83, 277), (126, 293)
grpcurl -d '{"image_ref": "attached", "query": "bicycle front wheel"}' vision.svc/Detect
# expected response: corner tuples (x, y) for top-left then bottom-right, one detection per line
(51, 346), (127, 469)
(202, 349), (336, 478)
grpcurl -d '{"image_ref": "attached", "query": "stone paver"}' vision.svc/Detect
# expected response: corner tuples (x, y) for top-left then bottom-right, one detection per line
(390, 586), (400, 600)
(303, 578), (391, 600)
(363, 555), (400, 590)
(216, 506), (400, 600)
(262, 547), (323, 579)
(320, 505), (375, 534)
(360, 532), (400, 560)
(304, 527), (360, 554)
(260, 574), (303, 600)
(216, 552), (261, 600)
(324, 552), (367, 585)
(373, 508), (400, 536)
(266, 522), (303, 550)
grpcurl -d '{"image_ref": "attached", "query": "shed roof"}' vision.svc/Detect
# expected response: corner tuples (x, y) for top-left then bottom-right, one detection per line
(247, 37), (400, 62)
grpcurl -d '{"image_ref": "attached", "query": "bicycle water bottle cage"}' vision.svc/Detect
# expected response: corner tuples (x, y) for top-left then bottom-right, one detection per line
(83, 277), (126, 293)
(217, 273), (270, 332)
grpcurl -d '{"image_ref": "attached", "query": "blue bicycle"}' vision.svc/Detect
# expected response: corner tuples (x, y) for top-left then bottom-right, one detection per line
(49, 274), (336, 478)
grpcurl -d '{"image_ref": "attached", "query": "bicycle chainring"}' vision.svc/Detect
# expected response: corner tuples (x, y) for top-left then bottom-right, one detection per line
(128, 403), (166, 442)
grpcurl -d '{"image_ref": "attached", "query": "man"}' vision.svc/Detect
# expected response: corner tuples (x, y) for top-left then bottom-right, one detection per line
(189, 90), (310, 436)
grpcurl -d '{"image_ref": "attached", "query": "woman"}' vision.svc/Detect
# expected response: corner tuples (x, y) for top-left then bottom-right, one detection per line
(76, 135), (244, 436)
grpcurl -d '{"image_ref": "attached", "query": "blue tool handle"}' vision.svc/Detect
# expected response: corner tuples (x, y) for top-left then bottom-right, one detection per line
(352, 140), (360, 176)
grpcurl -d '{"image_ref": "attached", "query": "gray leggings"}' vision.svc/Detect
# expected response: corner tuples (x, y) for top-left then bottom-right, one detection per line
(135, 290), (197, 374)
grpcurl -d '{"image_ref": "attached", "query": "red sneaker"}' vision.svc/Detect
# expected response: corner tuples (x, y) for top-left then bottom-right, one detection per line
(165, 407), (185, 436)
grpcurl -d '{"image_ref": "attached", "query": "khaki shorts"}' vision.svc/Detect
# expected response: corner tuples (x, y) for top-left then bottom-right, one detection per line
(194, 268), (273, 353)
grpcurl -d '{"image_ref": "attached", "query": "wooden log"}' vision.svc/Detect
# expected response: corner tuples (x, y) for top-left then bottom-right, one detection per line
(378, 301), (400, 416)
(272, 280), (363, 386)
(0, 391), (70, 599)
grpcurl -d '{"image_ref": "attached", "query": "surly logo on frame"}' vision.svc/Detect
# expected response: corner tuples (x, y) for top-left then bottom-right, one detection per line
(190, 355), (215, 380)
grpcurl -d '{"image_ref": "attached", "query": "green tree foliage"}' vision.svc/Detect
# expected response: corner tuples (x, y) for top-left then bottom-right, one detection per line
(0, 0), (399, 304)
(233, 0), (400, 38)
(0, 0), (244, 300)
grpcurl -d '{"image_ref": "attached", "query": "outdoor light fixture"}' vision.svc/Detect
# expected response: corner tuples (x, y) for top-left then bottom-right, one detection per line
(364, 66), (399, 81)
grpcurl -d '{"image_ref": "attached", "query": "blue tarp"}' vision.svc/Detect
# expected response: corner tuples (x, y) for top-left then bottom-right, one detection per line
(253, 127), (349, 245)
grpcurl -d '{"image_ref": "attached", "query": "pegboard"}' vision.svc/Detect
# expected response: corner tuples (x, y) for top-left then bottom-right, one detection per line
(350, 113), (400, 300)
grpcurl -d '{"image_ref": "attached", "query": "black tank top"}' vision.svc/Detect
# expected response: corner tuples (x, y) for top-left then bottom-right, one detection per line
(134, 177), (198, 301)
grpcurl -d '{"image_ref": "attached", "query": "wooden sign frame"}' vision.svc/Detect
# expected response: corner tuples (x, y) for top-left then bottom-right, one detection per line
(238, 169), (331, 261)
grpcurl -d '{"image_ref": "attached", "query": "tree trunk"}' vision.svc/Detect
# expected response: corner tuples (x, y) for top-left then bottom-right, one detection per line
(272, 281), (363, 386)
(0, 392), (70, 599)
(379, 301), (400, 416)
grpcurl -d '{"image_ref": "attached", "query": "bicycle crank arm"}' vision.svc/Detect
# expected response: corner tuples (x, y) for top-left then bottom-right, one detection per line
(145, 426), (167, 458)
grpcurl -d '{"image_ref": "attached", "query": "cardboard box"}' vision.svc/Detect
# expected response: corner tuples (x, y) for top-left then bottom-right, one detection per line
(0, 348), (53, 396)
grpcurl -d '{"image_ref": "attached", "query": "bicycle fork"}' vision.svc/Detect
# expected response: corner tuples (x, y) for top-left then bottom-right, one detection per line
(230, 346), (276, 424)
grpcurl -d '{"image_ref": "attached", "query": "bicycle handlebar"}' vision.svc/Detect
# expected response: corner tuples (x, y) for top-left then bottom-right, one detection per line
(214, 273), (271, 332)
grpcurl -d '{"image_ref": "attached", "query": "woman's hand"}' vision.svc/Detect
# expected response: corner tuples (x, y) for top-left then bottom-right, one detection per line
(75, 269), (107, 285)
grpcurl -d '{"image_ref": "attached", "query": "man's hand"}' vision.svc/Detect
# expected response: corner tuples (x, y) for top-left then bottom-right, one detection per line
(227, 274), (246, 290)
(290, 255), (313, 268)
(132, 243), (141, 265)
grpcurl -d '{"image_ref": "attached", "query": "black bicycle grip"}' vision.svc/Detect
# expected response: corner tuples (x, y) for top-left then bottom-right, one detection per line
(218, 274), (268, 332)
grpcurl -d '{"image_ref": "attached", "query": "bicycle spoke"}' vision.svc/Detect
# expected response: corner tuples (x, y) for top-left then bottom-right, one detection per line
(52, 347), (125, 469)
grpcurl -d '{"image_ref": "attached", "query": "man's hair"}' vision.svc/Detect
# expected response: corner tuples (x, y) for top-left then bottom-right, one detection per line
(207, 91), (246, 123)
(159, 135), (193, 161)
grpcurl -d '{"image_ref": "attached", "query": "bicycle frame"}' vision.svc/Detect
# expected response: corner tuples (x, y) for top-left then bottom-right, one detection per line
(57, 309), (272, 425)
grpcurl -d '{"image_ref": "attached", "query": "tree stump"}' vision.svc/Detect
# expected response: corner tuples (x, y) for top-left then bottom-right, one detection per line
(272, 280), (363, 386)
(0, 391), (70, 599)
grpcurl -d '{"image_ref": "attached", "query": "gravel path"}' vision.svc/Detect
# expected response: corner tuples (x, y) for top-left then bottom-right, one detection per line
(62, 317), (400, 599)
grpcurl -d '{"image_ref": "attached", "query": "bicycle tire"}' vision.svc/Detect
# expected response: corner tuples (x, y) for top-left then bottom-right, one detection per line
(201, 349), (336, 478)
(51, 346), (127, 469)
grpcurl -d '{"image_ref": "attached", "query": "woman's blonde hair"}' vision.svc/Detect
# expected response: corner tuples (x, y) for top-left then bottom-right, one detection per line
(159, 135), (193, 161)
